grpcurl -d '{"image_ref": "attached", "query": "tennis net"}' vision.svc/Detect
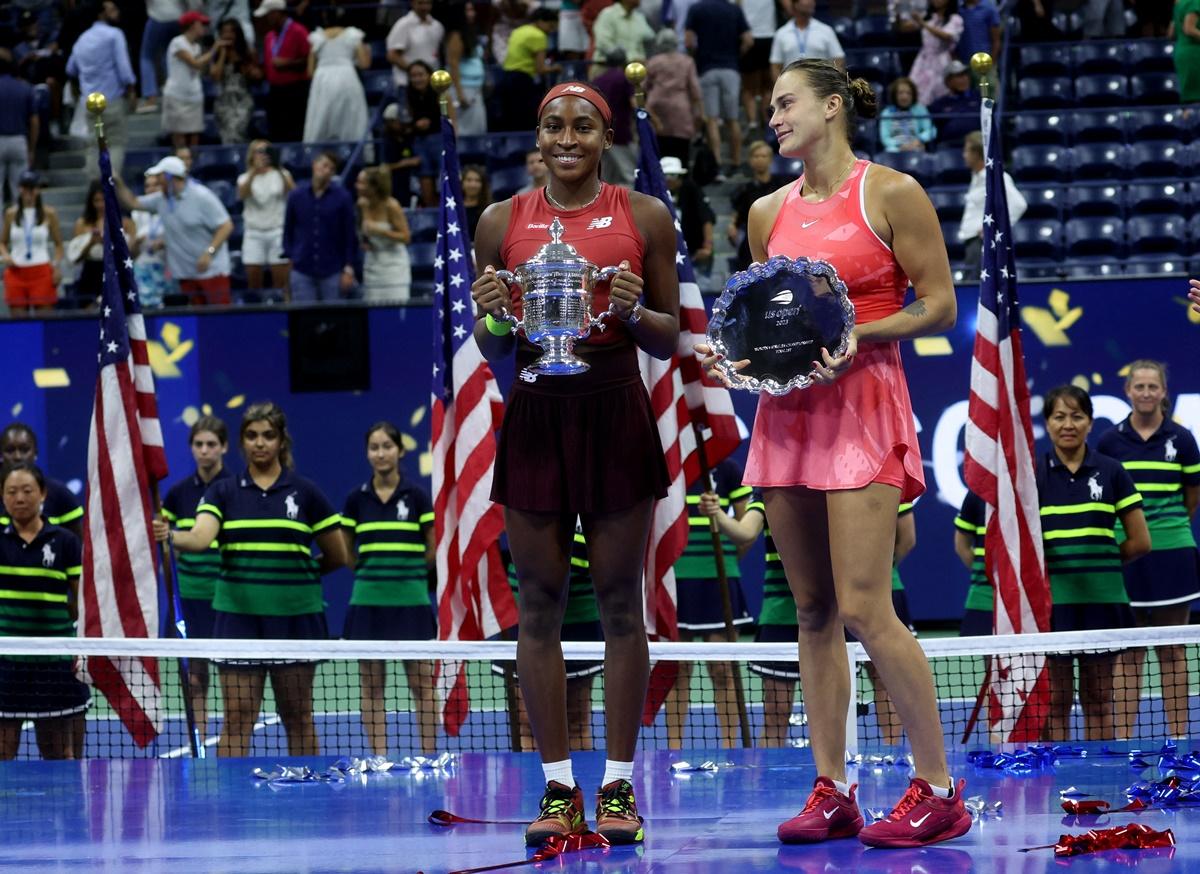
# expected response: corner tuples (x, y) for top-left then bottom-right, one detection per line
(0, 626), (1197, 759)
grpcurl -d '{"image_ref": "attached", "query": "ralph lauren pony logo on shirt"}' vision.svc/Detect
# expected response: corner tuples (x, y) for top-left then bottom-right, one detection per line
(1166, 437), (1177, 462)
(285, 493), (300, 520)
(397, 499), (410, 521)
(42, 543), (56, 568)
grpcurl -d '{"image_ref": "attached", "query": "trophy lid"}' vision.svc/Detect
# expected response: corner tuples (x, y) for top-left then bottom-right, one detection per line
(526, 218), (592, 269)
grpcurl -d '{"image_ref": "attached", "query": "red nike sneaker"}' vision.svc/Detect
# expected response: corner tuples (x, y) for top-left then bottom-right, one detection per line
(858, 777), (972, 848)
(777, 777), (865, 844)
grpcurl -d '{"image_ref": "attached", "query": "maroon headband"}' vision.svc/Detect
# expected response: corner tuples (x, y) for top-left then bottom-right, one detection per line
(537, 82), (613, 128)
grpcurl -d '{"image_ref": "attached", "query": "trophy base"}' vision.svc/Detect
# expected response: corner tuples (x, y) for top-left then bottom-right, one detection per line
(525, 336), (590, 375)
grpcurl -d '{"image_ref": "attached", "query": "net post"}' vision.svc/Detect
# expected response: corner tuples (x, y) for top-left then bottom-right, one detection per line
(844, 644), (859, 758)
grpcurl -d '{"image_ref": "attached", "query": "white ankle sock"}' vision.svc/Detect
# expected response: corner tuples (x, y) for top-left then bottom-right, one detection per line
(542, 759), (575, 787)
(832, 779), (851, 796)
(929, 780), (953, 799)
(602, 759), (634, 787)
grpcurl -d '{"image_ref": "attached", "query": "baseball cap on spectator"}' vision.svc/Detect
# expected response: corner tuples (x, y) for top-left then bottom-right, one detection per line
(660, 157), (686, 177)
(145, 156), (188, 177)
(179, 10), (210, 27)
(254, 0), (288, 17)
(17, 170), (42, 188)
(943, 60), (969, 79)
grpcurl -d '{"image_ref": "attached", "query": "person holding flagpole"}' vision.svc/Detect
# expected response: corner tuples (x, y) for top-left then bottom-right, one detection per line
(699, 59), (968, 848)
(470, 80), (680, 848)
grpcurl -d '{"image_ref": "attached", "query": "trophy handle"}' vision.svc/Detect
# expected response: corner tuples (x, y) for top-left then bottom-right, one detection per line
(492, 270), (522, 331)
(591, 265), (624, 330)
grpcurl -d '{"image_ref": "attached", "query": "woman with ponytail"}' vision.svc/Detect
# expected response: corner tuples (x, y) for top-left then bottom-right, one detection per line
(699, 59), (966, 848)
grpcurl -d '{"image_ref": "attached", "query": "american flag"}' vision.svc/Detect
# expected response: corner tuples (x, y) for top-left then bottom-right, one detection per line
(79, 147), (166, 747)
(431, 116), (517, 736)
(633, 108), (740, 719)
(963, 98), (1052, 742)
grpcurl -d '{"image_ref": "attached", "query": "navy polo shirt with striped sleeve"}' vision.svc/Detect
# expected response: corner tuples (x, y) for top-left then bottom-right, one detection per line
(0, 478), (84, 529)
(0, 523), (82, 658)
(1097, 417), (1200, 552)
(341, 478), (434, 607)
(955, 491), (991, 612)
(1036, 448), (1142, 605)
(677, 458), (752, 583)
(199, 470), (340, 616)
(162, 468), (233, 601)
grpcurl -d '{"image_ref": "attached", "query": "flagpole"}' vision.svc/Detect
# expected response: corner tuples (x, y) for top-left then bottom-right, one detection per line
(626, 63), (751, 748)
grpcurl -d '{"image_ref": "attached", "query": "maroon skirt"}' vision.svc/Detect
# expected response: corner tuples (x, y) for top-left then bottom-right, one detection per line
(492, 376), (671, 514)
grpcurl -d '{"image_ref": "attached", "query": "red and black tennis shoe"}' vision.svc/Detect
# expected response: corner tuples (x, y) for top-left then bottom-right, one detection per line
(595, 779), (645, 844)
(858, 777), (972, 848)
(777, 777), (865, 844)
(525, 781), (587, 847)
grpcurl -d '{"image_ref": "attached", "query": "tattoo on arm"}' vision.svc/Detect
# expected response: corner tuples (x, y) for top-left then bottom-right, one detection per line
(902, 299), (927, 319)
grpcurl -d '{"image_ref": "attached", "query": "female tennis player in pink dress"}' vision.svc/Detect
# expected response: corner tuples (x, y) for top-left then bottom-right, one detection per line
(701, 58), (968, 849)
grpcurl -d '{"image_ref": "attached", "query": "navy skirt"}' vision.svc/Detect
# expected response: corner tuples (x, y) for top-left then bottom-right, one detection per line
(676, 577), (754, 633)
(959, 608), (994, 638)
(213, 610), (328, 670)
(492, 619), (605, 681)
(1049, 602), (1135, 661)
(1124, 547), (1200, 609)
(343, 604), (436, 641)
(180, 597), (217, 639)
(748, 622), (800, 681)
(0, 659), (91, 720)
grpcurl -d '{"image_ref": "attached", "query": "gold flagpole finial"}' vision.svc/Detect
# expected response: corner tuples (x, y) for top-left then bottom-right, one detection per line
(971, 53), (994, 101)
(86, 92), (108, 145)
(431, 70), (453, 119)
(625, 62), (647, 109)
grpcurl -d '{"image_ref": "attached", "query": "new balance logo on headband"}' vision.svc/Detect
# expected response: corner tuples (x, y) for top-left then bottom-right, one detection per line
(587, 216), (613, 230)
(563, 85), (587, 94)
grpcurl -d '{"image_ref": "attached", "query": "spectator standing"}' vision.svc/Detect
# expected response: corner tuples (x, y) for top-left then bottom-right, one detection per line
(492, 0), (532, 67)
(644, 28), (702, 167)
(460, 164), (490, 241)
(686, 0), (752, 176)
(255, 0), (310, 145)
(957, 0), (1001, 65)
(880, 76), (936, 152)
(67, 0), (136, 179)
(282, 151), (358, 302)
(559, 0), (589, 58)
(138, 0), (183, 114)
(237, 139), (294, 297)
(13, 11), (66, 136)
(303, 10), (370, 145)
(1175, 0), (1200, 104)
(444, 1), (489, 137)
(661, 156), (714, 272)
(739, 0), (780, 131)
(0, 58), (37, 204)
(386, 0), (443, 89)
(1083, 0), (1125, 37)
(210, 17), (261, 145)
(516, 148), (548, 194)
(591, 0), (655, 78)
(499, 10), (561, 133)
(1014, 0), (1064, 41)
(728, 140), (789, 271)
(908, 0), (963, 105)
(202, 0), (253, 46)
(355, 166), (412, 303)
(957, 131), (1026, 277)
(408, 61), (451, 208)
(592, 50), (638, 188)
(162, 11), (214, 150)
(118, 156), (234, 305)
(0, 171), (62, 317)
(130, 172), (172, 308)
(380, 99), (421, 206)
(69, 180), (137, 303)
(927, 60), (979, 146)
(768, 0), (845, 80)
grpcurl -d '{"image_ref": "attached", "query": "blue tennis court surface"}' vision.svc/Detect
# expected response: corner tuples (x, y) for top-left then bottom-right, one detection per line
(0, 741), (1194, 872)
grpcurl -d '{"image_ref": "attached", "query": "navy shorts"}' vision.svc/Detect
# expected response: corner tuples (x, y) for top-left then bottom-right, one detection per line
(676, 577), (754, 633)
(748, 622), (800, 681)
(180, 596), (216, 639)
(343, 604), (436, 641)
(0, 658), (91, 719)
(212, 610), (328, 670)
(492, 619), (605, 681)
(413, 132), (440, 178)
(1123, 547), (1200, 609)
(845, 589), (915, 643)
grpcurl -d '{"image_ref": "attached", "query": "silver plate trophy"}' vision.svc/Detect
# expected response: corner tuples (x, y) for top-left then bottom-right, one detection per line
(495, 217), (622, 375)
(706, 255), (856, 395)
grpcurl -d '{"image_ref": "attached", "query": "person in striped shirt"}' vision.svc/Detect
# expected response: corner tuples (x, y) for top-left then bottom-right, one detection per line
(1038, 385), (1150, 741)
(1, 424), (84, 536)
(668, 458), (753, 750)
(699, 492), (916, 747)
(1097, 361), (1200, 740)
(161, 415), (233, 743)
(154, 402), (348, 757)
(0, 462), (90, 759)
(954, 490), (990, 637)
(340, 422), (436, 756)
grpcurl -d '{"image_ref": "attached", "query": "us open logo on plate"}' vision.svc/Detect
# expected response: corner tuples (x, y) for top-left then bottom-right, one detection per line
(771, 289), (794, 305)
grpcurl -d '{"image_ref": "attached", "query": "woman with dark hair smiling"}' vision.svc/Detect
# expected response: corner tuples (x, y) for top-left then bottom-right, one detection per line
(470, 80), (679, 848)
(698, 58), (966, 848)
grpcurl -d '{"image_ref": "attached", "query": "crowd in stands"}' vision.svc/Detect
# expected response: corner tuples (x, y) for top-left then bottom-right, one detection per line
(0, 0), (1197, 314)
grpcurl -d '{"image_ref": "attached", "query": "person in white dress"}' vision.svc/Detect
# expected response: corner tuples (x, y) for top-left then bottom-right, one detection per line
(355, 166), (412, 303)
(237, 139), (295, 297)
(303, 10), (370, 145)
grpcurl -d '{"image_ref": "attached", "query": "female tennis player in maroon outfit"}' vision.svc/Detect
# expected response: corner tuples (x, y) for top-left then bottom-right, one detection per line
(470, 81), (679, 847)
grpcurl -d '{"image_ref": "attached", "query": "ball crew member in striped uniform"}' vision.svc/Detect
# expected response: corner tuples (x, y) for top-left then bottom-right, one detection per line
(161, 416), (233, 742)
(340, 422), (436, 756)
(1037, 385), (1150, 742)
(155, 403), (348, 758)
(954, 489), (992, 637)
(1, 424), (84, 535)
(1097, 361), (1200, 740)
(0, 463), (89, 759)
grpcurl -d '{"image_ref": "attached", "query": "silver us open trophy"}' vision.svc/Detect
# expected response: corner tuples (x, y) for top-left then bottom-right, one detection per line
(494, 217), (623, 375)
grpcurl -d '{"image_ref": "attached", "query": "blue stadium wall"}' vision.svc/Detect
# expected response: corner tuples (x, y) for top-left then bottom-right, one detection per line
(3, 277), (1197, 632)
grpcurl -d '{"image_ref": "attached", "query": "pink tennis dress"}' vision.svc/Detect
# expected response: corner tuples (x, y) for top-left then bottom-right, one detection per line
(743, 159), (925, 502)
